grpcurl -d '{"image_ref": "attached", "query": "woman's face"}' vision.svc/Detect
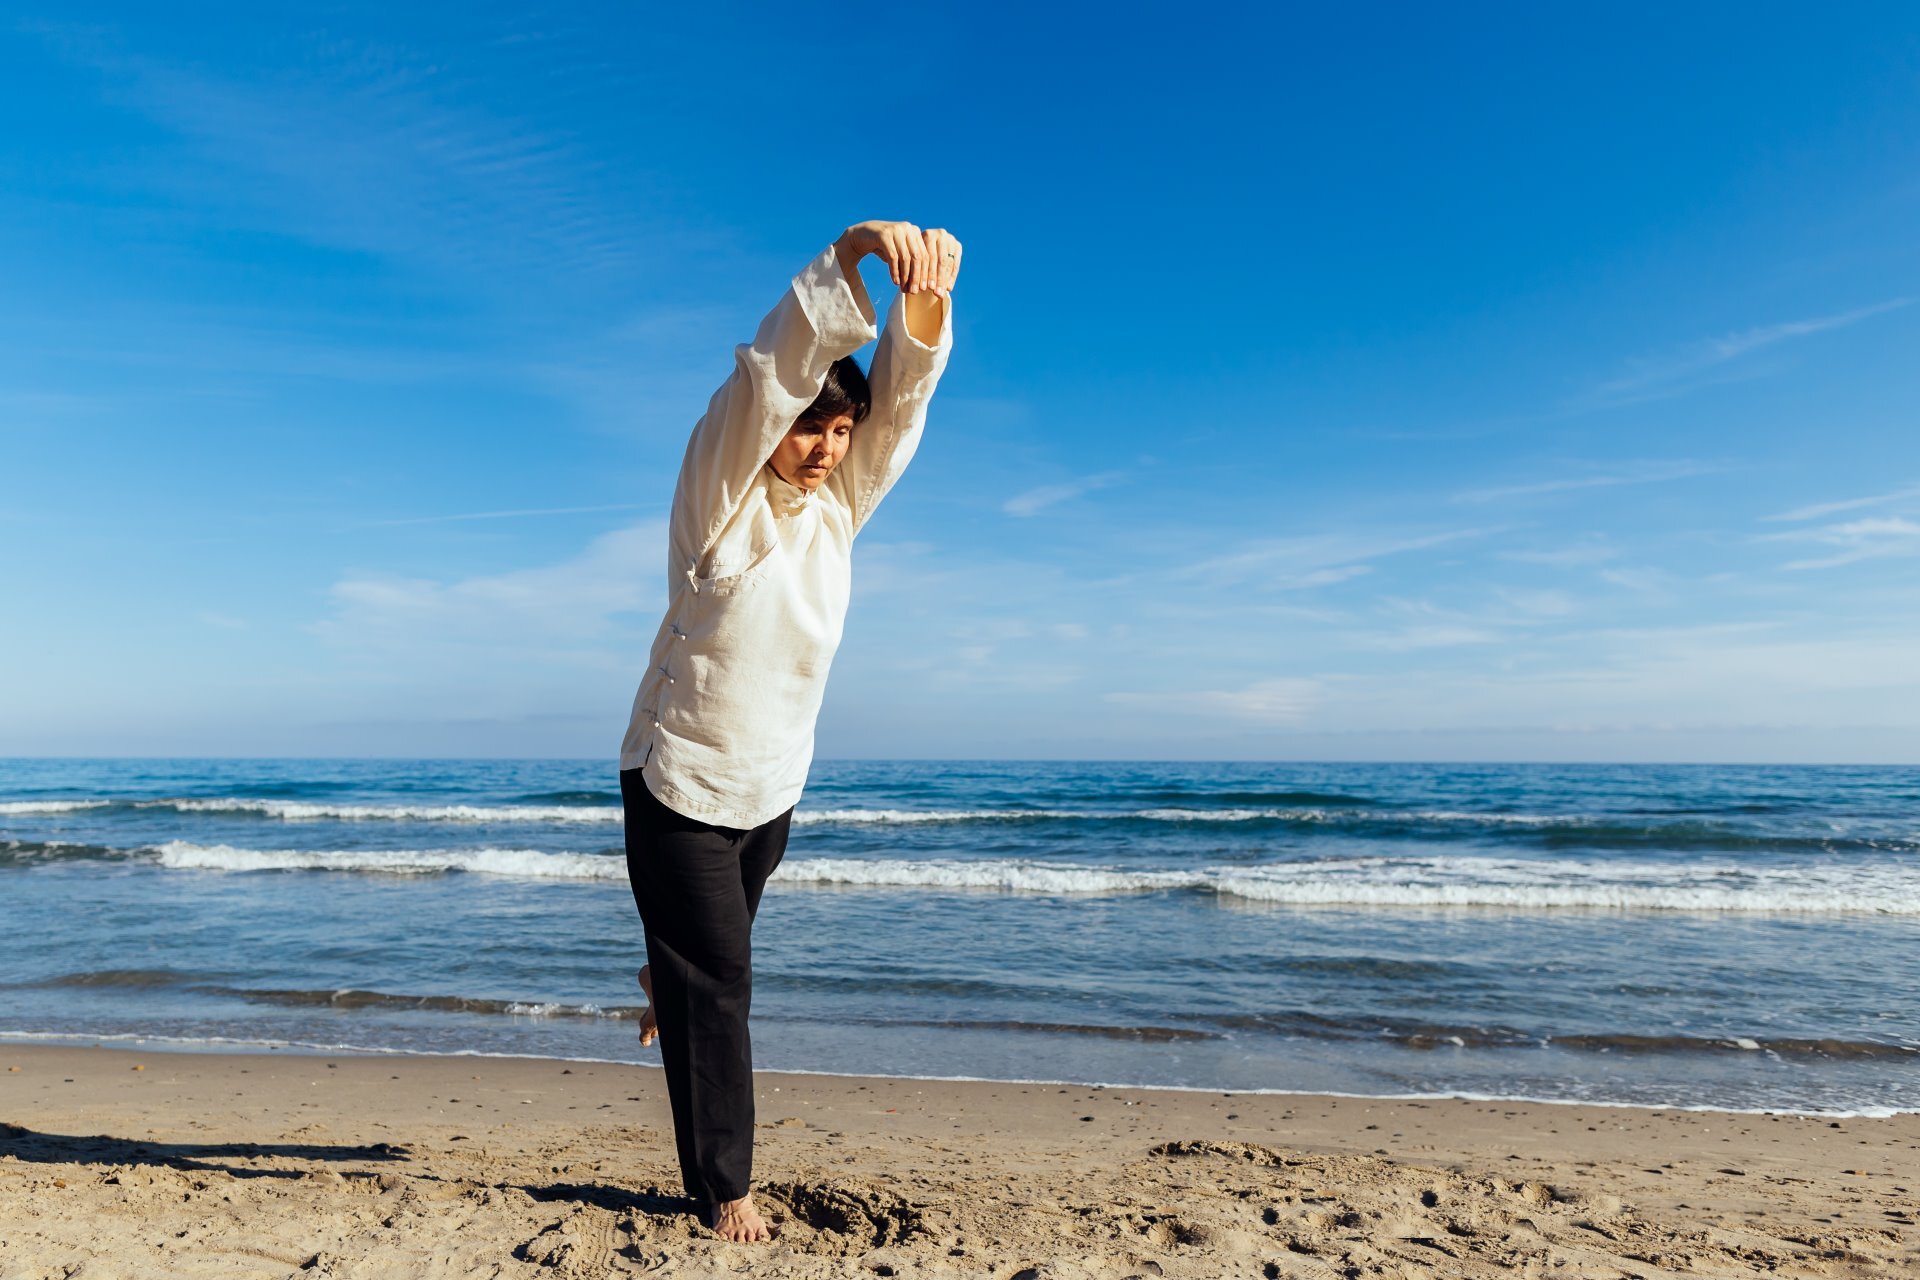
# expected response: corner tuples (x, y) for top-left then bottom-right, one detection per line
(769, 413), (854, 491)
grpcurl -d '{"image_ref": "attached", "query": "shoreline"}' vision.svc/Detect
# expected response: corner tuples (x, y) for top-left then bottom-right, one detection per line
(4, 1044), (1915, 1277)
(2, 1030), (1911, 1120)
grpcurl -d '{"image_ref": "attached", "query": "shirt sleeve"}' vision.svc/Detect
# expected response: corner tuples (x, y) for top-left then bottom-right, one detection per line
(830, 286), (954, 535)
(670, 243), (879, 571)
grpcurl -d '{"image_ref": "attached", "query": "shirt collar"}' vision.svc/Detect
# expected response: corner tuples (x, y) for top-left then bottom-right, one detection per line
(763, 464), (817, 515)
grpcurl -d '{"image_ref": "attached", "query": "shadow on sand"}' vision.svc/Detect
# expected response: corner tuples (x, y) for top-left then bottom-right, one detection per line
(519, 1179), (699, 1218)
(0, 1121), (410, 1180)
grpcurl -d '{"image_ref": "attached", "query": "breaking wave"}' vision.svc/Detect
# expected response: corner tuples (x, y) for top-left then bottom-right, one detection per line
(96, 842), (1920, 912)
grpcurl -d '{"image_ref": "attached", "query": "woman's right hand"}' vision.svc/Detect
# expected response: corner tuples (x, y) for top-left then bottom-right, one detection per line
(837, 220), (961, 296)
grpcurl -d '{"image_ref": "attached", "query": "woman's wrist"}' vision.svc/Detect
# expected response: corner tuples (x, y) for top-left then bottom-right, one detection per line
(831, 233), (875, 318)
(833, 230), (866, 275)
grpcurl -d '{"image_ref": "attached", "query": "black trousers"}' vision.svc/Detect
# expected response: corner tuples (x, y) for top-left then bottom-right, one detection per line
(620, 768), (792, 1207)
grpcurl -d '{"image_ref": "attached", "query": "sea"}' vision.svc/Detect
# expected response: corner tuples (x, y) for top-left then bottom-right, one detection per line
(2, 758), (1915, 1116)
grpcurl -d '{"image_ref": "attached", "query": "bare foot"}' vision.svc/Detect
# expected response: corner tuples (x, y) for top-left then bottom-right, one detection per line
(704, 1191), (774, 1242)
(635, 965), (657, 1048)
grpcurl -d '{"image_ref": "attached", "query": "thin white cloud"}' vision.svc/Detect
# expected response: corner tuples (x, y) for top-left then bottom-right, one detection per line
(41, 26), (681, 289)
(1335, 591), (1567, 651)
(1003, 471), (1124, 517)
(1192, 527), (1497, 586)
(1287, 565), (1372, 589)
(1105, 677), (1320, 725)
(1492, 587), (1577, 617)
(358, 503), (643, 528)
(316, 520), (665, 652)
(853, 612), (1092, 692)
(1599, 567), (1676, 593)
(1345, 624), (1504, 651)
(1588, 298), (1911, 406)
(1498, 543), (1618, 566)
(1249, 602), (1355, 624)
(1762, 484), (1920, 523)
(1757, 516), (1920, 571)
(1280, 622), (1920, 749)
(1452, 460), (1717, 504)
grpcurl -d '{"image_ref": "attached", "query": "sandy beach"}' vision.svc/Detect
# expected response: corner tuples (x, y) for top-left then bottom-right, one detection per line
(0, 1045), (1911, 1278)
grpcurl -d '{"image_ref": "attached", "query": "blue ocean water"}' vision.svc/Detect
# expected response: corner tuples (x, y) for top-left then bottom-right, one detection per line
(1, 758), (1915, 1115)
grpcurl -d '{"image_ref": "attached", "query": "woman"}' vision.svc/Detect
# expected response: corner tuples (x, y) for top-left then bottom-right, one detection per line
(619, 220), (960, 1242)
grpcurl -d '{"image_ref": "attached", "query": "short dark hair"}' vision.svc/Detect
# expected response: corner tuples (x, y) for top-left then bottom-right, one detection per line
(798, 355), (872, 427)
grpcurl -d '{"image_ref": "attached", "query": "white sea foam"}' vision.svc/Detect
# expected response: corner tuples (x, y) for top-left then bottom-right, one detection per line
(776, 853), (1918, 913)
(7, 796), (1671, 828)
(151, 841), (628, 880)
(24, 798), (1915, 852)
(1135, 806), (1317, 822)
(24, 798), (1112, 825)
(775, 857), (1197, 893)
(794, 807), (1091, 824)
(500, 1001), (620, 1018)
(1204, 861), (1913, 913)
(0, 800), (112, 815)
(117, 844), (1920, 912)
(156, 799), (626, 823)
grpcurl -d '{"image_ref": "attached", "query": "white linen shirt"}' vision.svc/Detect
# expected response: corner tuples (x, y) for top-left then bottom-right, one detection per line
(619, 242), (953, 828)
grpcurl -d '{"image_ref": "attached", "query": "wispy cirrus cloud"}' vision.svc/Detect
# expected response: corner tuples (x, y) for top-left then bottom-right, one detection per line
(1276, 622), (1920, 750)
(1492, 587), (1577, 617)
(1585, 298), (1911, 408)
(1003, 470), (1125, 517)
(1346, 624), (1504, 651)
(1340, 597), (1504, 650)
(1105, 677), (1321, 724)
(1599, 566), (1677, 593)
(35, 21), (690, 293)
(1498, 542), (1618, 566)
(1335, 590), (1577, 652)
(356, 503), (644, 528)
(1761, 483), (1920, 523)
(1753, 483), (1920, 568)
(1756, 516), (1920, 571)
(26, 21), (745, 441)
(1191, 527), (1499, 587)
(315, 520), (664, 656)
(1451, 459), (1717, 504)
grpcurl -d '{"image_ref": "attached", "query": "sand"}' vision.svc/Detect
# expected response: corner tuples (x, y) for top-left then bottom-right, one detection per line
(0, 1044), (1913, 1279)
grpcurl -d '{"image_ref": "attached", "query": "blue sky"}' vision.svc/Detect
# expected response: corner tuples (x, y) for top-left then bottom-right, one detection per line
(2, 4), (1917, 762)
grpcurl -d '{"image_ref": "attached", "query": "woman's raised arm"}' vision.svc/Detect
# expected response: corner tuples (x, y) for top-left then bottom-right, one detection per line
(829, 226), (961, 534)
(667, 232), (880, 574)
